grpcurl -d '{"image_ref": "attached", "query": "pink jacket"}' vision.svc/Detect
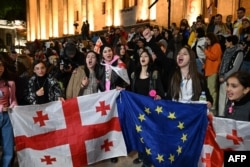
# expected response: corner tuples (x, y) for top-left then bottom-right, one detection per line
(0, 81), (18, 112)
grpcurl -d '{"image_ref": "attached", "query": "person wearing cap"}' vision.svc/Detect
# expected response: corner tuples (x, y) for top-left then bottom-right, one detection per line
(158, 39), (174, 59)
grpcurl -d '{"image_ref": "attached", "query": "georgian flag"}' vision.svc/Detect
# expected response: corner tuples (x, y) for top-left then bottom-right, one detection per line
(110, 65), (130, 85)
(198, 115), (250, 167)
(93, 37), (103, 54)
(9, 90), (127, 167)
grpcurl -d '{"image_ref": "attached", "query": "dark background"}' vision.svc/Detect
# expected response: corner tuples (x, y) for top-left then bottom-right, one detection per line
(0, 0), (26, 21)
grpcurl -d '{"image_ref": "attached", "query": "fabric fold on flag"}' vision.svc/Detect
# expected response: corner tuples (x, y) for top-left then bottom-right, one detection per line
(199, 115), (250, 167)
(9, 90), (127, 167)
(117, 91), (208, 167)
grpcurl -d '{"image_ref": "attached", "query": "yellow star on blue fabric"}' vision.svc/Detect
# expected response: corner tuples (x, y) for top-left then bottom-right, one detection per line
(156, 154), (164, 163)
(181, 133), (187, 143)
(136, 124), (142, 132)
(168, 154), (175, 163)
(177, 121), (184, 130)
(145, 147), (152, 155)
(138, 114), (146, 122)
(155, 106), (163, 114)
(144, 107), (151, 114)
(176, 145), (182, 155)
(167, 112), (176, 119)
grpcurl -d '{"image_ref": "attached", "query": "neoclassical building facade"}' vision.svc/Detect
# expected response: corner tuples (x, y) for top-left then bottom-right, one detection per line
(26, 0), (250, 41)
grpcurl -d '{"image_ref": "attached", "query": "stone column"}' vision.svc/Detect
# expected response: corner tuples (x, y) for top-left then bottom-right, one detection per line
(137, 0), (149, 21)
(39, 0), (46, 39)
(27, 0), (38, 41)
(52, 0), (59, 37)
(113, 0), (123, 26)
(106, 0), (113, 26)
(68, 0), (75, 35)
(63, 0), (68, 35)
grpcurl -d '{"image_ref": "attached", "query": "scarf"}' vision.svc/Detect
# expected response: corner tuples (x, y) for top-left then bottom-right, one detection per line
(101, 55), (120, 91)
(219, 46), (237, 76)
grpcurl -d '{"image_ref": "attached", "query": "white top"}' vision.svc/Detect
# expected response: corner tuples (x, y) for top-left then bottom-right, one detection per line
(179, 78), (193, 102)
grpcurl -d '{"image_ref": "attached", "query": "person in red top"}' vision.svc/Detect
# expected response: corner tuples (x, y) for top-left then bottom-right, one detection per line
(0, 57), (18, 167)
(203, 32), (222, 112)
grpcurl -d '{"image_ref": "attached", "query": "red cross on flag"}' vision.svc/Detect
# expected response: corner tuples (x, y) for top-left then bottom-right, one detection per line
(198, 115), (250, 167)
(9, 90), (127, 167)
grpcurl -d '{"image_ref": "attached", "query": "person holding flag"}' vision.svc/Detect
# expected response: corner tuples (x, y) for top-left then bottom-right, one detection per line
(0, 58), (18, 167)
(97, 44), (130, 92)
(130, 48), (164, 166)
(66, 51), (100, 98)
(224, 71), (250, 121)
(167, 46), (213, 107)
(26, 60), (64, 104)
(97, 44), (130, 163)
(199, 71), (250, 167)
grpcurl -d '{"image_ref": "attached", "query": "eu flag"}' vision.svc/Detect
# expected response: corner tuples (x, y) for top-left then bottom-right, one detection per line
(117, 91), (208, 167)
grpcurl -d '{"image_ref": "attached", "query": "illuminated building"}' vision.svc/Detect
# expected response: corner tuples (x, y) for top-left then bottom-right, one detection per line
(23, 0), (250, 41)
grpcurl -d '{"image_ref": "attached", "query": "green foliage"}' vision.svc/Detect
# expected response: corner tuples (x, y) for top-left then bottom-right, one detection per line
(0, 0), (26, 20)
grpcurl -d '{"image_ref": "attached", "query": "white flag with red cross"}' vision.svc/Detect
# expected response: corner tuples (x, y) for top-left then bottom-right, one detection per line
(198, 116), (250, 167)
(9, 90), (127, 167)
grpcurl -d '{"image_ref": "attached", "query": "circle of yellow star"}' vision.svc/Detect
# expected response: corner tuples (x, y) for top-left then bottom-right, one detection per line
(176, 146), (182, 155)
(156, 154), (164, 163)
(145, 147), (152, 155)
(177, 121), (184, 130)
(138, 114), (146, 122)
(168, 154), (175, 163)
(136, 124), (142, 132)
(155, 106), (163, 114)
(144, 107), (151, 114)
(181, 133), (187, 143)
(167, 112), (176, 119)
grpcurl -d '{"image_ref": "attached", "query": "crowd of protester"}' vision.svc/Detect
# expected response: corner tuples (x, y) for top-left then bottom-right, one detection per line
(0, 6), (250, 167)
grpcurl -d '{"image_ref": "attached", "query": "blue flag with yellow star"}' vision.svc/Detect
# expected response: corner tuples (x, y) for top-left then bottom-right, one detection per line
(117, 91), (208, 167)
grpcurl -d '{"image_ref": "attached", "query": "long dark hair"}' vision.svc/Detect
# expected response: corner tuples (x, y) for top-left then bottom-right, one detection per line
(169, 46), (203, 101)
(227, 71), (250, 89)
(84, 51), (100, 77)
(134, 48), (154, 78)
(100, 44), (118, 66)
(206, 32), (220, 46)
(0, 58), (10, 86)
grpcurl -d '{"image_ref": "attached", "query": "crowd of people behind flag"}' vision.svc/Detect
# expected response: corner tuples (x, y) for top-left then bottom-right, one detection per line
(0, 6), (250, 167)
